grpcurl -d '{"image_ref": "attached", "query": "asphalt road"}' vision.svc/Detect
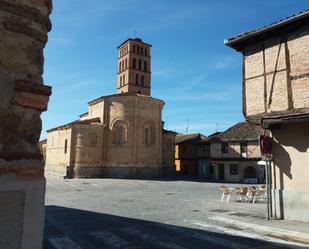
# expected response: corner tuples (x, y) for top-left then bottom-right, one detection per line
(44, 176), (306, 249)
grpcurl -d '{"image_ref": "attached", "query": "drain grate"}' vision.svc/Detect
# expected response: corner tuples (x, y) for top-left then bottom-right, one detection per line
(192, 209), (202, 212)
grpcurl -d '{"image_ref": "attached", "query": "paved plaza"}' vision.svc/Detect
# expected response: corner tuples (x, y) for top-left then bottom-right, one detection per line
(44, 176), (308, 249)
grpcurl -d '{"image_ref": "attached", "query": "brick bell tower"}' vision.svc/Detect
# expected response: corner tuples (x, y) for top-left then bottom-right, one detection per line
(116, 38), (152, 96)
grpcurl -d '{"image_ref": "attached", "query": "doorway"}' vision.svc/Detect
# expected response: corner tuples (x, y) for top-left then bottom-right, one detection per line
(244, 166), (257, 178)
(218, 163), (225, 180)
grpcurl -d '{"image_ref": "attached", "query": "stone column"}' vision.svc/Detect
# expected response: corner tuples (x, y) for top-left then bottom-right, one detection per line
(0, 1), (52, 249)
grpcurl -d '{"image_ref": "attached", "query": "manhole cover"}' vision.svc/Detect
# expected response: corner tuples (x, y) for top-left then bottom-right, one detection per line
(224, 225), (244, 231)
(192, 209), (201, 212)
(251, 215), (266, 219)
(119, 199), (134, 202)
(82, 182), (90, 185)
(210, 209), (229, 213)
(229, 212), (251, 217)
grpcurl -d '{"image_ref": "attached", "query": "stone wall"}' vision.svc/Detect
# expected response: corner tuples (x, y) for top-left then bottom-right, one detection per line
(243, 24), (309, 118)
(162, 130), (176, 168)
(0, 1), (52, 248)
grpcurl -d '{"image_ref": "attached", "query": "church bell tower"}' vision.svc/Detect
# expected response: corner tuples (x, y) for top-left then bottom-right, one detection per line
(116, 38), (152, 96)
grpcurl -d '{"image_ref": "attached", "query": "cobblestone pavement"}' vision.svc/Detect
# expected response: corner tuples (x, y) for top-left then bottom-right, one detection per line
(44, 176), (307, 249)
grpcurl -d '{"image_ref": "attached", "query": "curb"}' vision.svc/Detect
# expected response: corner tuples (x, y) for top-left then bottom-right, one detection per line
(209, 216), (309, 245)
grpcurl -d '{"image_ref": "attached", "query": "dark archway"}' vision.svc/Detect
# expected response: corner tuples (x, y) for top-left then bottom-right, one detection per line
(244, 166), (257, 178)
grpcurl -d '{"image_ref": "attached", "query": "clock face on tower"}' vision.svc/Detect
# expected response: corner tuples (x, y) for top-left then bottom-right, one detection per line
(116, 38), (152, 96)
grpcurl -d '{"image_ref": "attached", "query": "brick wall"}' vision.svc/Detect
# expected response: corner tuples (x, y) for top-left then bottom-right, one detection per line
(243, 24), (309, 118)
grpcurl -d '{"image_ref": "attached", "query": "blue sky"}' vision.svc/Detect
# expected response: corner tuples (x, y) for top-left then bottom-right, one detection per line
(41, 0), (308, 139)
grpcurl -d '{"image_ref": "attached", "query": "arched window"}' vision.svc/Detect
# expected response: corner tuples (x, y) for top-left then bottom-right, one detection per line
(138, 59), (142, 70)
(145, 49), (148, 56)
(125, 58), (127, 69)
(141, 75), (144, 86)
(133, 58), (136, 69)
(141, 47), (144, 54)
(119, 61), (122, 72)
(143, 123), (155, 145)
(122, 60), (124, 71)
(133, 45), (136, 53)
(144, 61), (147, 71)
(120, 76), (122, 86)
(112, 121), (128, 145)
(123, 74), (125, 84)
(137, 46), (140, 54)
(135, 74), (139, 85)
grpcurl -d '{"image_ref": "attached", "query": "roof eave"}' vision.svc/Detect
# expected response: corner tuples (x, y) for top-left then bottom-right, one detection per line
(225, 10), (309, 51)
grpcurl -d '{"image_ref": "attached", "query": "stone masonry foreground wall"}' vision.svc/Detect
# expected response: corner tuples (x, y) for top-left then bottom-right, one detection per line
(0, 1), (52, 249)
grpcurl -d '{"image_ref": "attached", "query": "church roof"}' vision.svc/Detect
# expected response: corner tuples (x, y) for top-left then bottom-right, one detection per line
(117, 37), (152, 49)
(47, 117), (101, 133)
(88, 92), (164, 106)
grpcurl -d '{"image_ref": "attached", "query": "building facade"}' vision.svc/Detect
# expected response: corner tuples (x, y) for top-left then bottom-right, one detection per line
(225, 10), (309, 221)
(175, 122), (264, 182)
(45, 38), (176, 178)
(204, 122), (264, 183)
(175, 133), (206, 176)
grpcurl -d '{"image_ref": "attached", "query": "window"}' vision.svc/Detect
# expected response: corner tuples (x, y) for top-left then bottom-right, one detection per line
(122, 60), (124, 71)
(125, 58), (127, 69)
(143, 123), (155, 145)
(135, 74), (139, 85)
(209, 165), (214, 175)
(144, 61), (147, 71)
(119, 62), (121, 73)
(64, 139), (68, 154)
(120, 75), (122, 86)
(133, 45), (136, 53)
(141, 75), (144, 86)
(123, 74), (125, 84)
(133, 58), (136, 69)
(112, 122), (128, 145)
(230, 164), (239, 175)
(221, 142), (228, 154)
(241, 142), (248, 157)
(138, 59), (142, 70)
(137, 46), (140, 54)
(145, 49), (147, 56)
(141, 47), (144, 54)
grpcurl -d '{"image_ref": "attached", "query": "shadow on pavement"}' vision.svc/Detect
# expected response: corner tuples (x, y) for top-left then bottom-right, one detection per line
(44, 205), (305, 249)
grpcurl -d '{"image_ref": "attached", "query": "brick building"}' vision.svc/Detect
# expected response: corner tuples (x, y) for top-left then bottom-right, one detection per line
(225, 10), (309, 221)
(175, 133), (206, 176)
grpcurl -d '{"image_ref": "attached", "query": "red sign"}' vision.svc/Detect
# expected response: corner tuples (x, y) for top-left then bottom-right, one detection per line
(260, 135), (272, 155)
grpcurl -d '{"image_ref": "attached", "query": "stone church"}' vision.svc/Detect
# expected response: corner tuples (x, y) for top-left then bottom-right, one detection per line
(44, 38), (176, 178)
